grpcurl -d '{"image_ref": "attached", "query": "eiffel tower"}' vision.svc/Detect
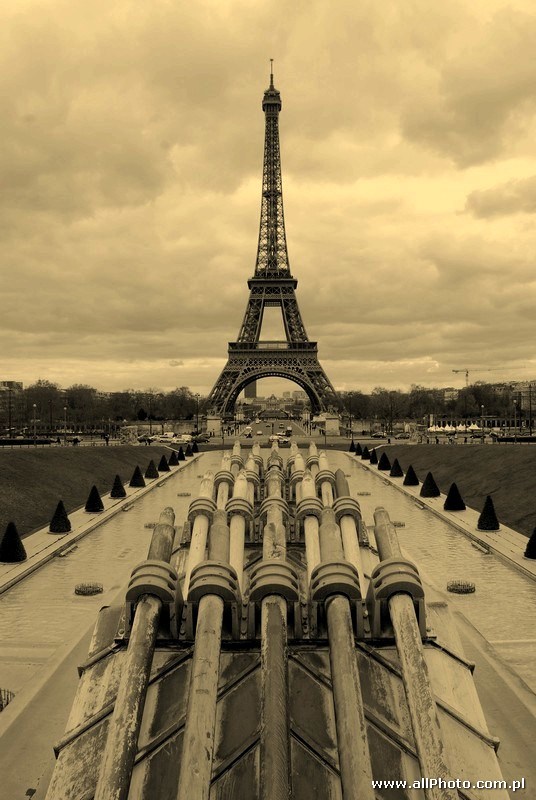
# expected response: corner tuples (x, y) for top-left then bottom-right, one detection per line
(207, 67), (340, 416)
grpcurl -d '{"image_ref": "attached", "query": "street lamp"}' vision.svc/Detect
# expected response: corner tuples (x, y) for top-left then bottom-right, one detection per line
(32, 403), (37, 446)
(529, 384), (533, 437)
(7, 386), (12, 440)
(481, 405), (484, 443)
(195, 393), (200, 434)
(63, 406), (67, 446)
(513, 398), (517, 442)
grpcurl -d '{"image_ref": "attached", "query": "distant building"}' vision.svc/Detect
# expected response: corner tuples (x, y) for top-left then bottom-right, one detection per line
(244, 381), (257, 399)
(443, 388), (459, 402)
(0, 381), (24, 433)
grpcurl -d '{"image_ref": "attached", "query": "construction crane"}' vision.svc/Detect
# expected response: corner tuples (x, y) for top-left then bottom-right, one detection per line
(452, 368), (507, 388)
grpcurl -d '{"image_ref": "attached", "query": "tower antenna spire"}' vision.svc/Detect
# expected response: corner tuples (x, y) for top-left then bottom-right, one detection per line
(270, 58), (274, 87)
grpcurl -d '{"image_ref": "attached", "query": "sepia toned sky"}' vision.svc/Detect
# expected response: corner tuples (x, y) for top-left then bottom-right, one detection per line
(2, 0), (536, 395)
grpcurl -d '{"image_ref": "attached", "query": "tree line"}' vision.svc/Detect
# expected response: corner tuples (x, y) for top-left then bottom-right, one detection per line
(339, 383), (529, 426)
(3, 379), (529, 433)
(4, 380), (204, 431)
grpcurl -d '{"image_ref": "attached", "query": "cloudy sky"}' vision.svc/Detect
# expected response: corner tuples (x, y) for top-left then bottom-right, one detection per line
(3, 0), (536, 396)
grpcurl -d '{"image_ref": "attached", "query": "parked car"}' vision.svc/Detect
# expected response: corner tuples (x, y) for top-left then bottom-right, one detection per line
(192, 433), (210, 443)
(156, 432), (178, 442)
(138, 434), (157, 443)
(256, 429), (263, 435)
(371, 432), (387, 438)
(269, 434), (290, 444)
(394, 433), (411, 439)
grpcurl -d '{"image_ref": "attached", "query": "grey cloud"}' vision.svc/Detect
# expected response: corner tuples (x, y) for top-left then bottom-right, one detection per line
(400, 9), (536, 165)
(465, 175), (536, 217)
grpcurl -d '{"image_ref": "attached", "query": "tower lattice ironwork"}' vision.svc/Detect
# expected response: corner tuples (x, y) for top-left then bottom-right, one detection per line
(207, 69), (340, 416)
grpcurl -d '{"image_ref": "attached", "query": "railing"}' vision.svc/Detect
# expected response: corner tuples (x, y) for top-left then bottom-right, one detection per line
(229, 341), (317, 351)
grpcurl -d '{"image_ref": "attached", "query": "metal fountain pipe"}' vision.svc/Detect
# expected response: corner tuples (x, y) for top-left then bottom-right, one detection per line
(228, 470), (249, 593)
(318, 508), (374, 799)
(245, 454), (258, 505)
(230, 440), (243, 477)
(289, 451), (305, 502)
(318, 451), (334, 507)
(215, 454), (233, 509)
(300, 469), (321, 583)
(307, 441), (320, 477)
(373, 507), (456, 800)
(259, 464), (291, 798)
(251, 441), (263, 475)
(183, 471), (215, 597)
(177, 510), (230, 800)
(286, 441), (299, 477)
(333, 469), (366, 594)
(94, 507), (176, 800)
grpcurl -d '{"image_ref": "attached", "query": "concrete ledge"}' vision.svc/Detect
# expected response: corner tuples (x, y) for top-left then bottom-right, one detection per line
(0, 454), (202, 596)
(347, 453), (536, 583)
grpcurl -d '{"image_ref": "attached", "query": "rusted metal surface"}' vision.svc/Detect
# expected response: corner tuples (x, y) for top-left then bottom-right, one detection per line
(373, 508), (457, 800)
(259, 464), (291, 799)
(317, 509), (374, 799)
(93, 595), (161, 800)
(261, 597), (289, 799)
(91, 506), (177, 800)
(177, 594), (224, 800)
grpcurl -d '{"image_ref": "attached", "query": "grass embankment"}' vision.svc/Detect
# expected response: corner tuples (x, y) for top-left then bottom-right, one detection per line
(0, 445), (177, 538)
(375, 444), (536, 538)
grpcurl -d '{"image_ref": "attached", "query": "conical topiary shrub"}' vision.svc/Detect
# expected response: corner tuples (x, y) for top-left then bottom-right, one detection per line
(477, 495), (499, 531)
(390, 458), (404, 478)
(158, 454), (170, 472)
(168, 449), (179, 466)
(378, 452), (391, 471)
(0, 521), (27, 562)
(129, 465), (146, 488)
(524, 528), (536, 559)
(444, 482), (466, 511)
(192, 441), (199, 454)
(85, 485), (104, 513)
(177, 446), (186, 461)
(185, 444), (193, 457)
(403, 464), (419, 486)
(49, 500), (71, 533)
(361, 446), (370, 461)
(145, 459), (159, 479)
(369, 448), (378, 465)
(349, 440), (356, 453)
(110, 474), (127, 498)
(420, 472), (440, 498)
(355, 442), (362, 456)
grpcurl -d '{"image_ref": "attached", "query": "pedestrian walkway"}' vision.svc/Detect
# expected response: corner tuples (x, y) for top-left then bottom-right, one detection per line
(352, 453), (536, 582)
(0, 453), (202, 595)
